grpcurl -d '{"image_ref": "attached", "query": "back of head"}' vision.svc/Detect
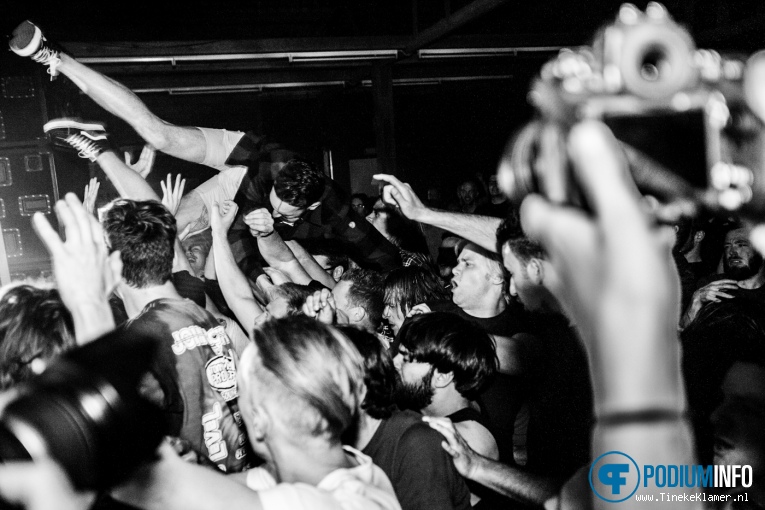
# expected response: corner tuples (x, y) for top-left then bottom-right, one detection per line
(398, 312), (498, 400)
(337, 326), (398, 420)
(102, 199), (176, 288)
(340, 268), (384, 329)
(304, 239), (350, 272)
(271, 283), (313, 315)
(0, 284), (75, 389)
(274, 159), (324, 209)
(249, 316), (365, 442)
(384, 266), (450, 316)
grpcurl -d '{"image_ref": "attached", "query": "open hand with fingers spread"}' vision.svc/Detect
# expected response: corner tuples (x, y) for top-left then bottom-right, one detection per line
(244, 208), (275, 238)
(161, 174), (186, 217)
(32, 193), (122, 343)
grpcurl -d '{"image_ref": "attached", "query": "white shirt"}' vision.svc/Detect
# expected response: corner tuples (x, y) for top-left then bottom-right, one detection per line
(246, 446), (401, 510)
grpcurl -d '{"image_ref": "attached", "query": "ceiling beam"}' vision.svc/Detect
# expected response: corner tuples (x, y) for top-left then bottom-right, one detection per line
(400, 0), (512, 57)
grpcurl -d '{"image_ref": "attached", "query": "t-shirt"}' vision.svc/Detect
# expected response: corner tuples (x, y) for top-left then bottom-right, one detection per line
(422, 300), (534, 466)
(198, 129), (401, 277)
(123, 298), (250, 473)
(424, 300), (527, 337)
(362, 410), (471, 510)
(246, 446), (401, 510)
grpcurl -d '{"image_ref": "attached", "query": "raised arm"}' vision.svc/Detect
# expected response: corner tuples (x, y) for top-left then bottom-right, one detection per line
(374, 174), (501, 252)
(285, 240), (338, 289)
(33, 193), (121, 345)
(243, 209), (313, 285)
(520, 122), (698, 508)
(210, 201), (265, 329)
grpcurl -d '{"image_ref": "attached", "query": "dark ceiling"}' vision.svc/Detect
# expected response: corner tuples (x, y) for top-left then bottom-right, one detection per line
(3, 0), (764, 49)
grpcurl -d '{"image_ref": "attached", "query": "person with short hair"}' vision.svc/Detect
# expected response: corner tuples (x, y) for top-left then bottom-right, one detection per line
(104, 199), (250, 472)
(332, 268), (385, 333)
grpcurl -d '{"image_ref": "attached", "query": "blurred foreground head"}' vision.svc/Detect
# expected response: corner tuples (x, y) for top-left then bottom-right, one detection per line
(239, 316), (366, 451)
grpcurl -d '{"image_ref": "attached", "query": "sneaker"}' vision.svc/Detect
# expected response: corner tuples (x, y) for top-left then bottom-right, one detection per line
(44, 118), (106, 142)
(62, 131), (110, 162)
(9, 21), (61, 79)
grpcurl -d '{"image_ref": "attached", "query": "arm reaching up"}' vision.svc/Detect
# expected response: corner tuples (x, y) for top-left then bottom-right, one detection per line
(243, 208), (312, 285)
(211, 201), (265, 329)
(374, 173), (501, 253)
(33, 193), (122, 344)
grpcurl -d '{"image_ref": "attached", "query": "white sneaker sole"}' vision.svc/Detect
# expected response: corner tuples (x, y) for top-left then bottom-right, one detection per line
(43, 119), (105, 133)
(11, 23), (43, 57)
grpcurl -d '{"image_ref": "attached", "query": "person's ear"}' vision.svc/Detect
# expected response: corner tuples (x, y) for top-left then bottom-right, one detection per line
(332, 266), (345, 282)
(350, 306), (366, 324)
(307, 201), (321, 211)
(526, 258), (544, 285)
(433, 369), (454, 389)
(248, 404), (270, 443)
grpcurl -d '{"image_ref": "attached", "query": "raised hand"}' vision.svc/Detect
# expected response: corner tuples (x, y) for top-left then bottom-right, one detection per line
(124, 145), (156, 179)
(373, 174), (429, 221)
(161, 173), (186, 217)
(83, 177), (100, 215)
(302, 288), (337, 325)
(210, 201), (239, 235)
(32, 193), (122, 343)
(243, 208), (275, 238)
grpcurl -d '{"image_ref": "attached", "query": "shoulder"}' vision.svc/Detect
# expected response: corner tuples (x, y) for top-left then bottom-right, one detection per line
(454, 420), (499, 460)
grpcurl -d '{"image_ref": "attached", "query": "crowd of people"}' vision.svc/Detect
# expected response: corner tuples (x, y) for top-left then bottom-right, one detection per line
(0, 18), (764, 510)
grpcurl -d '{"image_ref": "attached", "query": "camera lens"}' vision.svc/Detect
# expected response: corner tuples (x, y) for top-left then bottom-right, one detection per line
(640, 47), (670, 82)
(0, 331), (165, 490)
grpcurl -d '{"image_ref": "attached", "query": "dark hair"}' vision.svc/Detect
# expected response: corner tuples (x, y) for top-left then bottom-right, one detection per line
(272, 283), (313, 314)
(273, 159), (324, 209)
(0, 285), (75, 389)
(340, 268), (384, 329)
(398, 312), (498, 400)
(304, 240), (350, 271)
(495, 211), (526, 256)
(350, 193), (371, 210)
(102, 199), (176, 288)
(384, 266), (450, 316)
(337, 326), (397, 420)
(249, 316), (364, 441)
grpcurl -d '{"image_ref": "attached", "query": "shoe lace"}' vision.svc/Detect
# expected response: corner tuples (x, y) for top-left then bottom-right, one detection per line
(65, 134), (99, 161)
(31, 46), (60, 77)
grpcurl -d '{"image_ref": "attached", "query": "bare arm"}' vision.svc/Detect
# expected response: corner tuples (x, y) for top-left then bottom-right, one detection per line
(210, 202), (265, 329)
(57, 54), (207, 164)
(285, 240), (337, 289)
(33, 194), (121, 345)
(374, 174), (501, 252)
(114, 444), (264, 510)
(243, 209), (313, 285)
(424, 417), (559, 507)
